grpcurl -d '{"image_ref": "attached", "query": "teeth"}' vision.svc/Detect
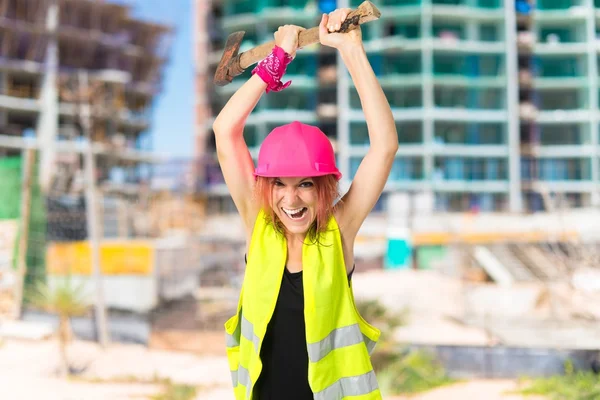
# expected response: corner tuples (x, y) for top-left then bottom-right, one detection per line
(283, 207), (304, 214)
(283, 207), (306, 219)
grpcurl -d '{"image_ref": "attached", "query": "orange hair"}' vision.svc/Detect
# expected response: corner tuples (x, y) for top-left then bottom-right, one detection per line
(254, 175), (340, 242)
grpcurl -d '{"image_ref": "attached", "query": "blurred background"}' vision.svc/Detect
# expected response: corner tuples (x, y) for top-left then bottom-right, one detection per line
(1, 0), (600, 399)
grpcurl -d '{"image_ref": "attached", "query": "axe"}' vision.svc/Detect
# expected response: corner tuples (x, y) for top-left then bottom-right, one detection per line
(213, 1), (381, 86)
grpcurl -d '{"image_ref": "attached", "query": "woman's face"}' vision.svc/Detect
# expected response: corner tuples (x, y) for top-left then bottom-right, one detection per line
(271, 177), (318, 235)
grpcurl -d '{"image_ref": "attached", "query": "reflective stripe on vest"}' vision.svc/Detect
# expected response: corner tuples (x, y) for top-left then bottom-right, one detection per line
(226, 314), (260, 352)
(226, 314), (260, 399)
(228, 317), (378, 399)
(230, 365), (251, 390)
(225, 316), (240, 348)
(307, 323), (377, 363)
(314, 370), (379, 400)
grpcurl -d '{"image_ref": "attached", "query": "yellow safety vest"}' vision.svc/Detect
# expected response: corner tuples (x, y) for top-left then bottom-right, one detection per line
(225, 209), (382, 400)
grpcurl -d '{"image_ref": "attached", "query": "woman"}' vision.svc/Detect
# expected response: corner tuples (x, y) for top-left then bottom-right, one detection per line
(213, 8), (398, 400)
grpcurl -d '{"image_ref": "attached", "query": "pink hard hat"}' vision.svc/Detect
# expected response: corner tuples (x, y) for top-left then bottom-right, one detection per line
(254, 121), (341, 180)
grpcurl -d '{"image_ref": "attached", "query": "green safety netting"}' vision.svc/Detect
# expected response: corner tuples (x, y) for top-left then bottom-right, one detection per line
(0, 156), (47, 292)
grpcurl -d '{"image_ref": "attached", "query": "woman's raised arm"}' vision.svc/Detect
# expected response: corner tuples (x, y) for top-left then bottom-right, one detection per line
(212, 25), (305, 232)
(319, 10), (398, 239)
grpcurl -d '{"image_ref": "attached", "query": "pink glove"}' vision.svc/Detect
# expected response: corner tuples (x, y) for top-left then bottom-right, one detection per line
(252, 45), (293, 93)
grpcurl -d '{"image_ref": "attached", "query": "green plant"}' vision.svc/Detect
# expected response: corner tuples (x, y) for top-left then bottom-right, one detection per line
(28, 277), (90, 378)
(151, 379), (197, 400)
(356, 298), (406, 341)
(387, 349), (455, 394)
(516, 360), (600, 400)
(356, 298), (455, 395)
(72, 375), (198, 400)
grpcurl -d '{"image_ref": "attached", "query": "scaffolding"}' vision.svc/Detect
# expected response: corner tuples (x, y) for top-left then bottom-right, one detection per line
(0, 0), (173, 191)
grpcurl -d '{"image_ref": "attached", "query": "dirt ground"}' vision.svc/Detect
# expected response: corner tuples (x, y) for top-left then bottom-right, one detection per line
(0, 334), (230, 400)
(0, 267), (554, 400)
(0, 331), (547, 400)
(150, 328), (226, 356)
(388, 381), (545, 400)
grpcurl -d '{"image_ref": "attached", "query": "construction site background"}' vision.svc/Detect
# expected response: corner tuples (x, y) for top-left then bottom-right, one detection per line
(1, 146), (600, 400)
(1, 144), (600, 339)
(1, 0), (600, 399)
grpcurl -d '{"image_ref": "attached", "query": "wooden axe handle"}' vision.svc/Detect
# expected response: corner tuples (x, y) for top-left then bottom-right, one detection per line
(238, 1), (380, 71)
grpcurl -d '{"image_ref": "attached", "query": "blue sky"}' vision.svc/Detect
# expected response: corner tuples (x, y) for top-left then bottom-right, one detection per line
(128, 0), (194, 159)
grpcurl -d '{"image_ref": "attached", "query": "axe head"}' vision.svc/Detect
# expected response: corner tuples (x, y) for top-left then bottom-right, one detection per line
(214, 31), (246, 86)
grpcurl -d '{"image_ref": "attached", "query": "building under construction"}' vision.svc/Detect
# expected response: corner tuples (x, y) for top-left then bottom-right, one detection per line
(194, 0), (600, 214)
(0, 1), (202, 320)
(0, 0), (172, 193)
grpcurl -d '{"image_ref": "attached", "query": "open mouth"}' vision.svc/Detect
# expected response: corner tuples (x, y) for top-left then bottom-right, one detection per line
(282, 207), (308, 220)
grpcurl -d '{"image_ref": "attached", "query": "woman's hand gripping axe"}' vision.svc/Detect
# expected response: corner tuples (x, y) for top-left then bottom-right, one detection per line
(213, 1), (382, 87)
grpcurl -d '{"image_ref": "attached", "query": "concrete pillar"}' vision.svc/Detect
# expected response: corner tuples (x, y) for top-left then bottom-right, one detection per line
(37, 0), (59, 194)
(422, 0), (434, 194)
(0, 71), (6, 94)
(504, 0), (523, 212)
(584, 0), (599, 206)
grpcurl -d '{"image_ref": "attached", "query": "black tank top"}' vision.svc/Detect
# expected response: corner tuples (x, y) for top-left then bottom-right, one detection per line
(245, 256), (355, 400)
